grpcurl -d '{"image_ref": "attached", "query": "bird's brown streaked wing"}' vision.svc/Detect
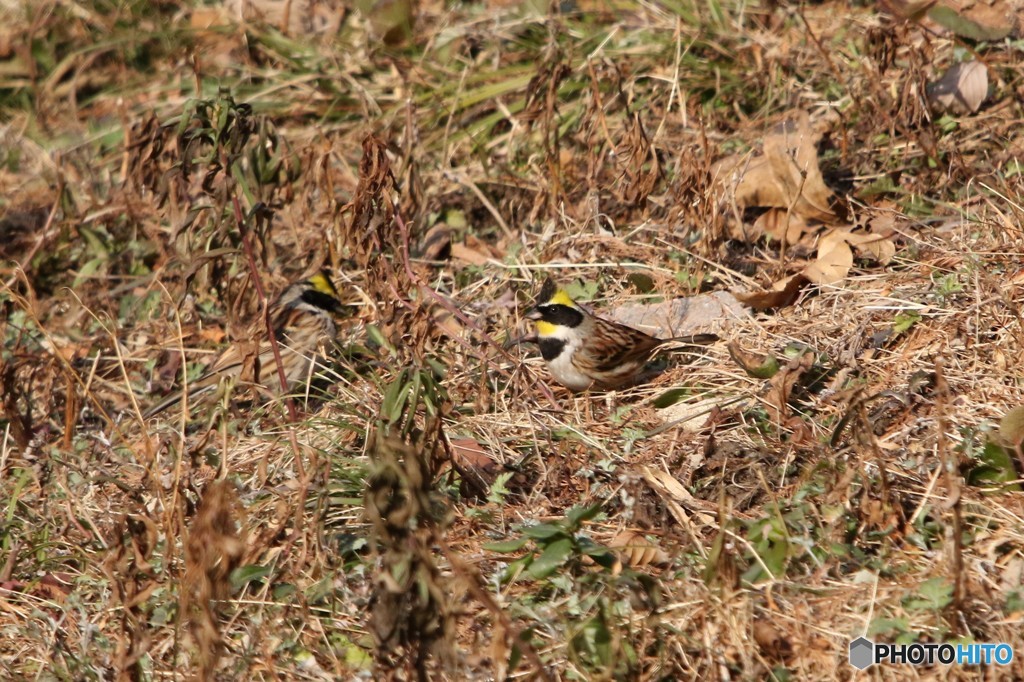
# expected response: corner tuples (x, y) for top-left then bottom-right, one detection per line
(143, 349), (248, 418)
(574, 318), (663, 374)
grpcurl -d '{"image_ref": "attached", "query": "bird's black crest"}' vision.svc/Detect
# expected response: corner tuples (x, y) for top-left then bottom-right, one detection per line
(537, 278), (557, 304)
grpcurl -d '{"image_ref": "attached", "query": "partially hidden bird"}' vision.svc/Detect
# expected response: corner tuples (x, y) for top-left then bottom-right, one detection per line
(146, 270), (344, 417)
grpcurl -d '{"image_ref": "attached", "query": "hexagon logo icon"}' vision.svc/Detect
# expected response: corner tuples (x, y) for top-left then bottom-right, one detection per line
(849, 637), (874, 670)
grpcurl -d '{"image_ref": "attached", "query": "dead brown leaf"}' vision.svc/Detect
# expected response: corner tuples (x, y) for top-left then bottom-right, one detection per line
(190, 6), (233, 29)
(198, 327), (226, 344)
(999, 406), (1024, 447)
(640, 466), (717, 527)
(755, 208), (810, 245)
(449, 437), (500, 498)
(765, 351), (815, 425)
(735, 274), (810, 310)
(726, 342), (780, 379)
(865, 213), (899, 238)
(803, 230), (854, 284)
(37, 573), (75, 601)
(608, 530), (671, 568)
(189, 6), (245, 69)
(837, 227), (897, 265)
(927, 60), (989, 114)
(451, 235), (503, 266)
(227, 0), (349, 37)
(715, 111), (838, 225)
(752, 619), (793, 661)
(763, 114), (836, 222)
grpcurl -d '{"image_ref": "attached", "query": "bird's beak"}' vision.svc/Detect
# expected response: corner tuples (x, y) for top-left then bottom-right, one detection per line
(526, 309), (542, 321)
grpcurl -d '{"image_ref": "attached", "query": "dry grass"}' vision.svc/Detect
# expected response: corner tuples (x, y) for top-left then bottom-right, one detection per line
(2, 0), (1024, 679)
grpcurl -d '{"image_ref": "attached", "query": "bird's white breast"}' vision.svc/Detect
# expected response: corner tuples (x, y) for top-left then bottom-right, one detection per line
(542, 328), (593, 391)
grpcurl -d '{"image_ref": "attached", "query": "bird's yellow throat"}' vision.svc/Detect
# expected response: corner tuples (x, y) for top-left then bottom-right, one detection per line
(534, 320), (559, 336)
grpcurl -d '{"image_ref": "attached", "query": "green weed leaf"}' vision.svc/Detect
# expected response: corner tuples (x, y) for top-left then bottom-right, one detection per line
(527, 537), (573, 579)
(484, 537), (531, 553)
